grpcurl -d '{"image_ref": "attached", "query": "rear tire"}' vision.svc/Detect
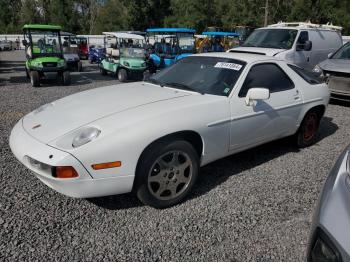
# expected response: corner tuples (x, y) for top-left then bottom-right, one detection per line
(100, 66), (107, 75)
(117, 68), (128, 82)
(62, 71), (71, 86)
(30, 71), (40, 87)
(134, 140), (199, 209)
(295, 110), (321, 148)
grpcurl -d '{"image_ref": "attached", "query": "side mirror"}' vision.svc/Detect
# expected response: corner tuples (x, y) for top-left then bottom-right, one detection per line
(327, 52), (333, 59)
(22, 39), (28, 46)
(296, 40), (312, 51)
(245, 88), (270, 106)
(304, 40), (312, 51)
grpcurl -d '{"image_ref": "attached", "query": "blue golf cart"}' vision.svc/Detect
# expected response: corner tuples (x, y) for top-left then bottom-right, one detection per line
(198, 31), (240, 53)
(146, 28), (196, 73)
(88, 44), (105, 64)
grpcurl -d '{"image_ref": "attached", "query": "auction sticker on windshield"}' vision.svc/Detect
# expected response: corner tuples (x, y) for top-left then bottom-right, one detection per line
(214, 62), (242, 71)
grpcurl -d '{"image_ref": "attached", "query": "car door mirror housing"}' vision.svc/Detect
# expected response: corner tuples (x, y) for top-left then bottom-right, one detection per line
(245, 88), (270, 106)
(328, 52), (333, 59)
(22, 39), (28, 46)
(297, 40), (312, 51)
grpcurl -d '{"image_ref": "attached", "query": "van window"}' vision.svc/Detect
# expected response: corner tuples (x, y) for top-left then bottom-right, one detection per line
(297, 31), (309, 44)
(242, 29), (298, 49)
(239, 63), (295, 97)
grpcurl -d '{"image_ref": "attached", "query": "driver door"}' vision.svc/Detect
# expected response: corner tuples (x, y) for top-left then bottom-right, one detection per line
(229, 62), (303, 152)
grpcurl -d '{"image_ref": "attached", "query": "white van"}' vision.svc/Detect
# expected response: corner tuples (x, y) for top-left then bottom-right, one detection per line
(229, 22), (343, 71)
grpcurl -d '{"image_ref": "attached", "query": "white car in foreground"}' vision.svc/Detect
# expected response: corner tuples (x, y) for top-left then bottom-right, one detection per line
(10, 53), (330, 208)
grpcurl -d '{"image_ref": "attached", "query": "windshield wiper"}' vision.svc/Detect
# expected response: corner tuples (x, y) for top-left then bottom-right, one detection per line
(146, 78), (164, 87)
(164, 82), (204, 95)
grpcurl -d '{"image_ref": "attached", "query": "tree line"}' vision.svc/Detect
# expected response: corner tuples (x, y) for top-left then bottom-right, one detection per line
(1, 0), (350, 35)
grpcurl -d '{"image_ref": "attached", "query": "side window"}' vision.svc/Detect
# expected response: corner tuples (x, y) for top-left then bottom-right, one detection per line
(238, 63), (295, 97)
(297, 31), (309, 44)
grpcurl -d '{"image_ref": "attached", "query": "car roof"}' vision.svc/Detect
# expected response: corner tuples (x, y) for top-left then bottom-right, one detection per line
(23, 24), (61, 30)
(103, 32), (145, 40)
(61, 31), (75, 37)
(192, 52), (283, 64)
(146, 28), (196, 33)
(202, 31), (240, 37)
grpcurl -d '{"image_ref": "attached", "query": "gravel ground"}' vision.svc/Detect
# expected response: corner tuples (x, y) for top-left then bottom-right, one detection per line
(0, 50), (349, 261)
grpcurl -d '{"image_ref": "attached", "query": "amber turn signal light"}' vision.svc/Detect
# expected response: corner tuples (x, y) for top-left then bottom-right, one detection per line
(91, 161), (121, 170)
(54, 166), (79, 178)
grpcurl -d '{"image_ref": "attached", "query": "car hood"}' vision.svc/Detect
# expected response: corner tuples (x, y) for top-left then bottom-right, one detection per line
(319, 59), (350, 74)
(229, 47), (287, 56)
(22, 82), (191, 143)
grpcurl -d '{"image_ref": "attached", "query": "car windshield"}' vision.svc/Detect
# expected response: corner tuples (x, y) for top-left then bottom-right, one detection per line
(242, 29), (298, 49)
(148, 56), (246, 96)
(30, 30), (61, 55)
(332, 43), (350, 60)
(120, 47), (145, 58)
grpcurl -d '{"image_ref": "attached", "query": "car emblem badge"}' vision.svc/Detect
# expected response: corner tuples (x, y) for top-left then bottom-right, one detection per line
(32, 124), (41, 129)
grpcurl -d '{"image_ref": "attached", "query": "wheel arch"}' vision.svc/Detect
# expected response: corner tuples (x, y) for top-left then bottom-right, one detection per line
(133, 130), (204, 191)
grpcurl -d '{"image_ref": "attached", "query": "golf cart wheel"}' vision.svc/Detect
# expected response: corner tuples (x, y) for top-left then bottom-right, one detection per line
(296, 110), (321, 148)
(117, 68), (128, 82)
(62, 71), (71, 86)
(134, 140), (199, 209)
(100, 66), (107, 75)
(25, 67), (30, 79)
(30, 71), (40, 87)
(77, 62), (82, 72)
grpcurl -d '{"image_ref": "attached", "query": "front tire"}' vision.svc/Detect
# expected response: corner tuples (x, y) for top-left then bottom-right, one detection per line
(134, 140), (199, 209)
(117, 68), (128, 82)
(62, 71), (71, 86)
(30, 71), (40, 87)
(77, 62), (82, 72)
(296, 110), (321, 148)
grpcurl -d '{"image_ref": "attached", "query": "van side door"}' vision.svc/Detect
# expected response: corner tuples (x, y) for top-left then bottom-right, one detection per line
(294, 31), (313, 70)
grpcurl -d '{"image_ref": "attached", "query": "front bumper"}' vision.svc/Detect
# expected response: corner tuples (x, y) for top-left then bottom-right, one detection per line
(31, 66), (65, 72)
(328, 76), (350, 101)
(9, 120), (134, 198)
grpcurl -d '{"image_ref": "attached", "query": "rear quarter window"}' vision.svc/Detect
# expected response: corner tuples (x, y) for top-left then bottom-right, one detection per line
(288, 64), (322, 85)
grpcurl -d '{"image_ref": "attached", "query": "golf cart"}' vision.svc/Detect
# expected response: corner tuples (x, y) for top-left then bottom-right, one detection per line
(22, 24), (70, 87)
(197, 31), (240, 53)
(77, 36), (88, 59)
(146, 28), (196, 73)
(100, 32), (147, 82)
(61, 31), (83, 71)
(88, 44), (105, 64)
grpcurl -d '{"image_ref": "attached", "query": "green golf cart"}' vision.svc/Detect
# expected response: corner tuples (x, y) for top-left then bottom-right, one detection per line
(22, 24), (70, 87)
(100, 32), (147, 82)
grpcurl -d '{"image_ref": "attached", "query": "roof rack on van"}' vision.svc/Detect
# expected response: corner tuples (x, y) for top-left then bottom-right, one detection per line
(268, 21), (343, 31)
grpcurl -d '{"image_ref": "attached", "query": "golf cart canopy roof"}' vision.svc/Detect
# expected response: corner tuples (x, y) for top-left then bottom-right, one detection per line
(23, 24), (61, 30)
(103, 32), (145, 40)
(61, 31), (76, 37)
(146, 28), (196, 33)
(202, 31), (240, 37)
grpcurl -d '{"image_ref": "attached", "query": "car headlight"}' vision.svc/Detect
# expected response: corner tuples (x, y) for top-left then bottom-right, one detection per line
(309, 228), (341, 262)
(312, 65), (322, 74)
(57, 60), (65, 67)
(123, 61), (130, 67)
(33, 61), (42, 67)
(72, 127), (101, 148)
(141, 62), (147, 67)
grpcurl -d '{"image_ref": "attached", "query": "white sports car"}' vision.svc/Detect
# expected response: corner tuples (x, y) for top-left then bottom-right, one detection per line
(10, 53), (330, 208)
